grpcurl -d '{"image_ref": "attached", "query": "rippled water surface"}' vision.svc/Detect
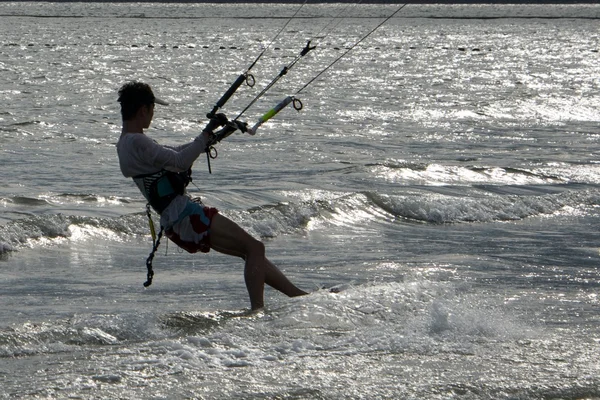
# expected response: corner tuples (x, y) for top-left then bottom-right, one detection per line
(1, 2), (599, 399)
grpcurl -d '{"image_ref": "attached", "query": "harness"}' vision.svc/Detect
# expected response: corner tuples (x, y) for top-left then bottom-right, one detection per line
(133, 169), (192, 214)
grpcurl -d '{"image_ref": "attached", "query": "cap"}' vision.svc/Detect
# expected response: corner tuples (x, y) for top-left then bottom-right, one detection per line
(154, 97), (169, 106)
(118, 81), (170, 108)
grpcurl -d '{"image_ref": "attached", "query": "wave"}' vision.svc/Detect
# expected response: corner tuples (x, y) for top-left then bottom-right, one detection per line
(0, 194), (126, 207)
(0, 279), (530, 359)
(369, 160), (600, 186)
(234, 185), (600, 238)
(0, 213), (148, 254)
(0, 196), (49, 207)
(369, 188), (600, 224)
(1, 279), (598, 398)
(45, 193), (133, 205)
(0, 312), (162, 358)
(2, 185), (598, 253)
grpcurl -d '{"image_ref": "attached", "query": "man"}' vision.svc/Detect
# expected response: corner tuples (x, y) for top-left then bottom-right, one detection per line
(116, 81), (307, 310)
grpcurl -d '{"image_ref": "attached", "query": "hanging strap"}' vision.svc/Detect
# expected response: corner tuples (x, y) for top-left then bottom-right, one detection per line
(144, 204), (163, 287)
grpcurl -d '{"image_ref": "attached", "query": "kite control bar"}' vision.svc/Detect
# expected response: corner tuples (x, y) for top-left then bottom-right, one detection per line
(201, 94), (301, 173)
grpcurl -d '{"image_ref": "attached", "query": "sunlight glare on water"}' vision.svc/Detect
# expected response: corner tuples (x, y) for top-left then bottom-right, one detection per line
(0, 2), (599, 399)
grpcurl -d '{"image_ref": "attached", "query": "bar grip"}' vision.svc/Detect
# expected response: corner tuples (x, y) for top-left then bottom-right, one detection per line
(207, 74), (247, 118)
(250, 96), (294, 135)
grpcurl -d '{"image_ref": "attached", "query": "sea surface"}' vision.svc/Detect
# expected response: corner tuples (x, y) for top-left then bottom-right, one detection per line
(1, 2), (599, 399)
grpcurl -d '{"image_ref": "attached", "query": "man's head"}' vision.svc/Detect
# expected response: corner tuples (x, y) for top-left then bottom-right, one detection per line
(117, 81), (168, 121)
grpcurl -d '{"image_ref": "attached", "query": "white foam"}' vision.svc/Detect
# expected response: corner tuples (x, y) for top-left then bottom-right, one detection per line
(68, 224), (124, 242)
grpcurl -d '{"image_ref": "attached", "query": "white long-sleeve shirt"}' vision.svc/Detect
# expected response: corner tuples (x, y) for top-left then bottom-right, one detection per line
(116, 132), (208, 177)
(116, 132), (209, 228)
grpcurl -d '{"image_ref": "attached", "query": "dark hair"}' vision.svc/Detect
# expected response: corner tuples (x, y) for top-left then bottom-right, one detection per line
(117, 81), (156, 120)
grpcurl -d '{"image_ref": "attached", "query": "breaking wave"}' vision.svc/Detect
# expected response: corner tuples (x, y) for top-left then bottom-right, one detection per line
(0, 213), (148, 254)
(369, 187), (600, 224)
(0, 280), (531, 359)
(369, 160), (600, 186)
(2, 185), (598, 254)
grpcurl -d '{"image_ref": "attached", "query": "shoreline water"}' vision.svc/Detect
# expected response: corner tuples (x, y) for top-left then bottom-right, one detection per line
(1, 2), (599, 398)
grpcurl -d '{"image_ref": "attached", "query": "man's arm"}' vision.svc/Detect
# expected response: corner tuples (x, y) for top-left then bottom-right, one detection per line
(145, 132), (211, 173)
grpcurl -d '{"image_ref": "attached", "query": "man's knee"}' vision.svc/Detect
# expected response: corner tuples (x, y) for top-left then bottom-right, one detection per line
(248, 237), (265, 257)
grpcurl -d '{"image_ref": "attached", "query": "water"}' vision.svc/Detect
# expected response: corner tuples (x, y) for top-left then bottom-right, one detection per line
(1, 2), (599, 399)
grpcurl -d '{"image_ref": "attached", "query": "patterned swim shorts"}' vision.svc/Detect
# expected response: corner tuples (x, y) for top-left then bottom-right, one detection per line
(165, 198), (219, 254)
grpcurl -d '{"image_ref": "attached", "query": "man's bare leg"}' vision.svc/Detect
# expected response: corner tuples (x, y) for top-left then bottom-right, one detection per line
(264, 258), (308, 297)
(209, 214), (307, 310)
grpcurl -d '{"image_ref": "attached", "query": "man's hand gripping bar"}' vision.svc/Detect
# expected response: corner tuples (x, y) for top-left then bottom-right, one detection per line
(202, 113), (250, 174)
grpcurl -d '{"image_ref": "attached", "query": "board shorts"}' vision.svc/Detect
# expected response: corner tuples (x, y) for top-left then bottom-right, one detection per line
(164, 198), (219, 254)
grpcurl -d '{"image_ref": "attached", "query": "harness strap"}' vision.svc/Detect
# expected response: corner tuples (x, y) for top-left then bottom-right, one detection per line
(134, 169), (191, 213)
(144, 203), (163, 287)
